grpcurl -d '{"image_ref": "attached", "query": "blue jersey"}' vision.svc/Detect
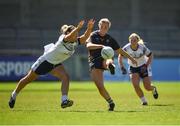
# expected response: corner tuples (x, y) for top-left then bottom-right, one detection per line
(87, 30), (120, 62)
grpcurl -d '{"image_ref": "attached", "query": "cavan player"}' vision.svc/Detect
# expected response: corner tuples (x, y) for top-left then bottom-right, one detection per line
(86, 18), (137, 111)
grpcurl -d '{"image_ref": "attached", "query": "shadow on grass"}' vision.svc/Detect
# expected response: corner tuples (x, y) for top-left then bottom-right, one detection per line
(59, 110), (147, 113)
(115, 110), (147, 113)
(150, 104), (174, 107)
(0, 88), (96, 92)
(12, 109), (147, 113)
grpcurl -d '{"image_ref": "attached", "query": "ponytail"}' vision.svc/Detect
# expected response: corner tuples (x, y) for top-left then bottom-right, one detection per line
(138, 39), (144, 44)
(60, 25), (69, 34)
(60, 25), (76, 35)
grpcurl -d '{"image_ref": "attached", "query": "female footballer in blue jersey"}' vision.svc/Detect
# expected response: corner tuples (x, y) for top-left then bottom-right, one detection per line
(119, 33), (158, 105)
(86, 18), (137, 111)
(9, 19), (95, 109)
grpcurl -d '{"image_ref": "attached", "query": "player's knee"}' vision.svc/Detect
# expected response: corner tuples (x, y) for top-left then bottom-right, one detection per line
(61, 73), (69, 82)
(144, 85), (152, 91)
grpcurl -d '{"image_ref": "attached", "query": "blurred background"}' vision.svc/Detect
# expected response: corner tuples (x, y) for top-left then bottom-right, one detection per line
(0, 0), (180, 81)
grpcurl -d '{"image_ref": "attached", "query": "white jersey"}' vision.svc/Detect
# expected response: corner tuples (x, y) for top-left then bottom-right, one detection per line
(123, 43), (151, 67)
(42, 34), (79, 64)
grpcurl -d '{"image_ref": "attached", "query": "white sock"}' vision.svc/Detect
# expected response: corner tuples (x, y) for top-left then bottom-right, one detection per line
(140, 96), (147, 103)
(61, 95), (68, 102)
(12, 90), (17, 100)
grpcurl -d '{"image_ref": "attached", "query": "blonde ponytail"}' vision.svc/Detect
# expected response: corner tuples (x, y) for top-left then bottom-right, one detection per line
(60, 25), (69, 34)
(138, 39), (144, 44)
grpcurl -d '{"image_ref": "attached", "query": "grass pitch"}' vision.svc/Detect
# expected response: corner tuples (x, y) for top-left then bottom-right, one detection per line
(0, 81), (180, 125)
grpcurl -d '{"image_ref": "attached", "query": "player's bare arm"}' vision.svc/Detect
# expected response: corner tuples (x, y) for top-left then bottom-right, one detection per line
(86, 42), (104, 50)
(146, 52), (153, 66)
(79, 19), (95, 44)
(118, 54), (125, 68)
(118, 54), (127, 74)
(116, 48), (137, 65)
(64, 20), (85, 42)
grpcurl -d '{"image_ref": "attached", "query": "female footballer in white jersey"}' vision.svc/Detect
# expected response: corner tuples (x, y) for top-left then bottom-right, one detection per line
(9, 19), (95, 109)
(119, 33), (158, 105)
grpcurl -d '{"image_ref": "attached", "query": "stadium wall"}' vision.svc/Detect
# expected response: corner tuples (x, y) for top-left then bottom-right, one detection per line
(104, 58), (180, 81)
(0, 0), (180, 57)
(0, 56), (180, 81)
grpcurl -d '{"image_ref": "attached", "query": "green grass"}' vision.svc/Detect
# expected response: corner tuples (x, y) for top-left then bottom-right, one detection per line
(0, 81), (180, 125)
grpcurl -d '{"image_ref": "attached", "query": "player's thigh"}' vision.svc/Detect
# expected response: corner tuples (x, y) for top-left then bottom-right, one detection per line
(17, 70), (39, 86)
(130, 73), (140, 87)
(50, 65), (69, 79)
(25, 69), (39, 80)
(90, 68), (104, 86)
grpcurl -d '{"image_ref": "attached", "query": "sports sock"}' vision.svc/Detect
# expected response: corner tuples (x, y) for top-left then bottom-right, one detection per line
(12, 90), (17, 100)
(61, 95), (68, 102)
(140, 96), (147, 103)
(106, 98), (114, 104)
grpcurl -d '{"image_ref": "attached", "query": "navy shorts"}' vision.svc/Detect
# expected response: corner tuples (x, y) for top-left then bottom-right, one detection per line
(89, 57), (105, 70)
(129, 64), (149, 78)
(31, 57), (62, 75)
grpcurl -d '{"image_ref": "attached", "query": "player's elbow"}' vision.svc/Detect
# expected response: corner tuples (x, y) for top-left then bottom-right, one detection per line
(147, 52), (153, 57)
(86, 43), (91, 49)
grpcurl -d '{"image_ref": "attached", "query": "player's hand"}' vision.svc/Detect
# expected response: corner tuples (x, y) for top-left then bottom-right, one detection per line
(87, 19), (95, 29)
(77, 20), (85, 29)
(102, 45), (107, 49)
(121, 66), (127, 75)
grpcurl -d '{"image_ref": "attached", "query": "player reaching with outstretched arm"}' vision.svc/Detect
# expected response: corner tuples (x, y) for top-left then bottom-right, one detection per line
(86, 18), (137, 111)
(8, 19), (95, 109)
(118, 33), (158, 105)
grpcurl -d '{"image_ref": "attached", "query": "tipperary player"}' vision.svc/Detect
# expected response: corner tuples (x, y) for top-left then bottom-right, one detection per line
(119, 33), (158, 105)
(9, 19), (95, 109)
